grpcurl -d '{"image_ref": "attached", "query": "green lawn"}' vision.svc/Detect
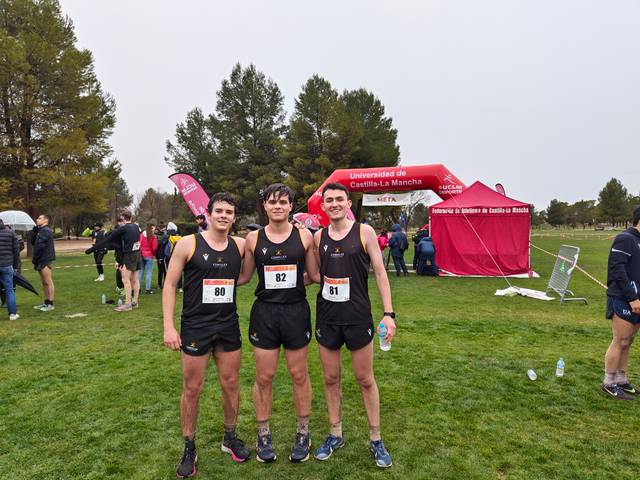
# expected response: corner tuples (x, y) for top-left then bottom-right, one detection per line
(0, 232), (636, 479)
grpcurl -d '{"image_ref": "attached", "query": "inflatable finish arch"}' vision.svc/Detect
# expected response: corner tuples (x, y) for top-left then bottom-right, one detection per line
(308, 164), (466, 226)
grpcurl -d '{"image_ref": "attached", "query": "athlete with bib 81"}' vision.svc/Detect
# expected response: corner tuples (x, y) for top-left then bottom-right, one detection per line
(312, 182), (397, 468)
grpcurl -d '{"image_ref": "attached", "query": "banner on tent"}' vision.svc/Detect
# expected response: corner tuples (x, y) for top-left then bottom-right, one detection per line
(362, 192), (412, 206)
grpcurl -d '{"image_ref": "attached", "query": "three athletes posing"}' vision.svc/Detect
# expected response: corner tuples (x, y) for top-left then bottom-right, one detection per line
(163, 184), (397, 478)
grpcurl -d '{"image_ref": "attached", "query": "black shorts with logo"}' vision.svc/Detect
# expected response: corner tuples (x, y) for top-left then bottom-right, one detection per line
(181, 321), (242, 356)
(122, 251), (141, 271)
(315, 317), (374, 351)
(249, 299), (312, 350)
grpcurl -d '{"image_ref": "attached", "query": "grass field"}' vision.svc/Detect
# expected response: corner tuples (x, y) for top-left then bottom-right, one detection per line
(0, 231), (637, 479)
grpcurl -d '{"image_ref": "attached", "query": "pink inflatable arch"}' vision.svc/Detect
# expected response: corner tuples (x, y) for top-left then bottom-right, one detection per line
(308, 164), (466, 226)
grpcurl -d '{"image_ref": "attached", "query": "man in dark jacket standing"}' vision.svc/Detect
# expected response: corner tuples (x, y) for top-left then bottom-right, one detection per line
(602, 206), (640, 400)
(388, 224), (409, 277)
(0, 219), (21, 320)
(31, 214), (56, 312)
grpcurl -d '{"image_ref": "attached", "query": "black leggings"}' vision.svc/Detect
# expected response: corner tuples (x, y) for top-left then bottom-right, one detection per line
(94, 251), (106, 275)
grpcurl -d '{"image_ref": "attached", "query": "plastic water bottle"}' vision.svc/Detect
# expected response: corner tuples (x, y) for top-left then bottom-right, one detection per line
(378, 322), (391, 351)
(101, 293), (106, 304)
(556, 358), (565, 377)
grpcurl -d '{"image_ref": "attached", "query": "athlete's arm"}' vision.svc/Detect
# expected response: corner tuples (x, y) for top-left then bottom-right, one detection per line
(312, 229), (323, 281)
(364, 224), (396, 342)
(237, 231), (257, 286)
(300, 228), (321, 284)
(162, 234), (194, 351)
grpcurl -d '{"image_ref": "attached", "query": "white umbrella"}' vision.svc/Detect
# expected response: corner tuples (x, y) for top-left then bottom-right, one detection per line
(0, 210), (36, 231)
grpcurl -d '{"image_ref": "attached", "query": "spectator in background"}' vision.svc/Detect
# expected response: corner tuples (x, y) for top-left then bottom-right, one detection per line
(196, 214), (208, 232)
(91, 222), (107, 282)
(156, 223), (167, 288)
(138, 223), (158, 294)
(0, 219), (20, 320)
(416, 235), (438, 276)
(412, 224), (430, 270)
(388, 223), (409, 277)
(377, 229), (389, 266)
(31, 214), (56, 311)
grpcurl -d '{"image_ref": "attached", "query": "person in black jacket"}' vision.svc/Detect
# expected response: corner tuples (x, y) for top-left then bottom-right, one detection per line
(31, 214), (56, 312)
(0, 219), (21, 320)
(602, 206), (640, 400)
(91, 223), (107, 282)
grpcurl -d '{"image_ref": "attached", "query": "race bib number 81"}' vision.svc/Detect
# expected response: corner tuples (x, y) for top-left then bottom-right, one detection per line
(322, 276), (350, 302)
(264, 264), (297, 289)
(202, 279), (234, 303)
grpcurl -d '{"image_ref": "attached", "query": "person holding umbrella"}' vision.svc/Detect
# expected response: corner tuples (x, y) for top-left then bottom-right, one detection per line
(0, 219), (21, 320)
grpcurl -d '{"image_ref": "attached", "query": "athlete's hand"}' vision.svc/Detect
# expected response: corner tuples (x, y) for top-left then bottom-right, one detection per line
(631, 299), (640, 314)
(164, 327), (182, 351)
(380, 316), (396, 342)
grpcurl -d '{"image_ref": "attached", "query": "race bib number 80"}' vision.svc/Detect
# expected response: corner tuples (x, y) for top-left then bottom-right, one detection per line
(202, 279), (234, 303)
(264, 264), (297, 289)
(322, 276), (350, 302)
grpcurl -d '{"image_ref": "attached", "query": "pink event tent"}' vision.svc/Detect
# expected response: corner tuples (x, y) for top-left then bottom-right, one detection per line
(430, 181), (532, 277)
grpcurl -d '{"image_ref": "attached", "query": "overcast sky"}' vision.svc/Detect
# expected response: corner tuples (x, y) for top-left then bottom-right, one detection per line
(59, 0), (640, 210)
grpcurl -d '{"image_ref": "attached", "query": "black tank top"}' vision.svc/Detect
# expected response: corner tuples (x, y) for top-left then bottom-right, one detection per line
(254, 227), (306, 303)
(317, 222), (372, 325)
(181, 234), (241, 329)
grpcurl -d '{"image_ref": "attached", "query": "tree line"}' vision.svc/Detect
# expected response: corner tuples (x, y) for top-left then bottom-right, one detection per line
(164, 64), (400, 224)
(533, 178), (639, 228)
(0, 0), (131, 236)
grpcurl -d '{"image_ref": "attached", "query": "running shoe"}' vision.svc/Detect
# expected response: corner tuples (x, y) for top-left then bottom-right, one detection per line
(132, 301), (139, 308)
(314, 434), (344, 461)
(221, 434), (250, 462)
(176, 442), (197, 478)
(256, 433), (276, 463)
(370, 439), (392, 468)
(114, 303), (132, 312)
(33, 303), (47, 309)
(9, 314), (19, 321)
(601, 383), (635, 401)
(289, 432), (310, 462)
(37, 304), (55, 312)
(618, 382), (640, 396)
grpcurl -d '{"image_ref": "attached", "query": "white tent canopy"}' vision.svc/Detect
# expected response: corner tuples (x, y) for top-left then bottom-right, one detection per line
(0, 210), (36, 231)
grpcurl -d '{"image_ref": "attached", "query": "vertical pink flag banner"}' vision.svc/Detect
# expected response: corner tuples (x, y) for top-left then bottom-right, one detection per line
(168, 172), (211, 217)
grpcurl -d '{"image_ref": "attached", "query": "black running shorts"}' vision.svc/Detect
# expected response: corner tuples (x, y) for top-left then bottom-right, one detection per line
(181, 321), (242, 356)
(315, 318), (374, 351)
(122, 251), (141, 271)
(248, 299), (312, 350)
(606, 296), (640, 325)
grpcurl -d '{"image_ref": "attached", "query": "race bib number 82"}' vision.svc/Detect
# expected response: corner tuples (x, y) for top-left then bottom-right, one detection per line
(264, 264), (297, 289)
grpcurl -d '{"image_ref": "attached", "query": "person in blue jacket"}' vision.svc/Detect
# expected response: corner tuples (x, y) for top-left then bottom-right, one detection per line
(602, 206), (640, 400)
(388, 224), (409, 277)
(416, 236), (438, 276)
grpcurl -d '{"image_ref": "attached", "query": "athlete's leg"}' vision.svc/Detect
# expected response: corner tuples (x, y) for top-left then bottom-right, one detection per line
(213, 348), (242, 427)
(318, 345), (342, 425)
(284, 346), (312, 418)
(252, 347), (279, 422)
(129, 267), (140, 304)
(617, 322), (640, 379)
(604, 314), (636, 383)
(40, 266), (54, 302)
(350, 341), (381, 439)
(180, 352), (210, 438)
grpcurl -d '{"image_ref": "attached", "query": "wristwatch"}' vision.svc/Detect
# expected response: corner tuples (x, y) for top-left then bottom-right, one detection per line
(383, 311), (396, 319)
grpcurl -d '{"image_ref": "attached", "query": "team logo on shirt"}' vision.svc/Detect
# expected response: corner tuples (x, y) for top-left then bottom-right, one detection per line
(262, 248), (268, 255)
(323, 245), (328, 252)
(275, 249), (283, 256)
(210, 256), (228, 269)
(202, 253), (209, 261)
(330, 247), (344, 259)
